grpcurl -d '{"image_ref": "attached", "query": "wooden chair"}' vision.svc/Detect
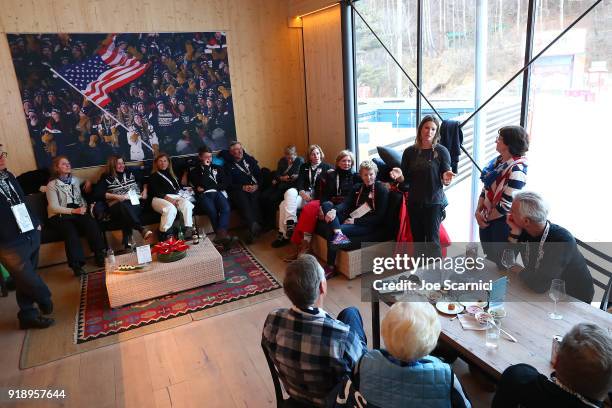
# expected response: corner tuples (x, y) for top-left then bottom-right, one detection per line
(260, 342), (311, 408)
(577, 240), (612, 311)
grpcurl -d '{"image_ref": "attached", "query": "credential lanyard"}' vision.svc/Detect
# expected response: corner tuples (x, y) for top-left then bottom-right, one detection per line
(356, 184), (375, 211)
(204, 165), (218, 184)
(235, 160), (257, 184)
(158, 171), (179, 192)
(0, 180), (21, 206)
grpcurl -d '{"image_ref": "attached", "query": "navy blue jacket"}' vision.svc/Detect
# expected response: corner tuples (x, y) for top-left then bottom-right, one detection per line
(0, 171), (40, 247)
(219, 150), (262, 191)
(335, 181), (389, 228)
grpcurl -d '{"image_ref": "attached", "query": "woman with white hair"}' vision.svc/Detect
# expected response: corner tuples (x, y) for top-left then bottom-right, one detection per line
(320, 159), (389, 278)
(357, 302), (471, 407)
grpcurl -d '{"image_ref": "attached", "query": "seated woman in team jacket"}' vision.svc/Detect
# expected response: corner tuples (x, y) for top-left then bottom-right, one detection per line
(286, 150), (359, 261)
(148, 153), (194, 241)
(260, 144), (304, 230)
(188, 146), (235, 247)
(272, 144), (330, 248)
(100, 155), (152, 248)
(320, 160), (389, 277)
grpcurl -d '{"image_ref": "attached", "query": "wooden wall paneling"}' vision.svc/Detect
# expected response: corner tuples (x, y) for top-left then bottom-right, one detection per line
(89, 0), (139, 33)
(302, 5), (346, 160)
(0, 0), (308, 175)
(288, 0), (339, 18)
(0, 35), (37, 177)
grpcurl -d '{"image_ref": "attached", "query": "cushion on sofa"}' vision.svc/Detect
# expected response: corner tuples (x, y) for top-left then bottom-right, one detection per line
(377, 146), (402, 168)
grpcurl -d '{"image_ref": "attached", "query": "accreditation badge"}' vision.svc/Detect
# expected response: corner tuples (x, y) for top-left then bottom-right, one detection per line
(128, 189), (140, 205)
(11, 203), (34, 233)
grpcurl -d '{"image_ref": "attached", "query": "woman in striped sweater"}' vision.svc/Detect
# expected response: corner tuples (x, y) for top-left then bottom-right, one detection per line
(475, 125), (529, 267)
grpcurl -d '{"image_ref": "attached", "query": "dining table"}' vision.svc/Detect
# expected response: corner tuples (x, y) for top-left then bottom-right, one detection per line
(369, 259), (612, 380)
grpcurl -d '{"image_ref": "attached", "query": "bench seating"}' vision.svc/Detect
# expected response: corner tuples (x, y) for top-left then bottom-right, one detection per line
(310, 190), (403, 279)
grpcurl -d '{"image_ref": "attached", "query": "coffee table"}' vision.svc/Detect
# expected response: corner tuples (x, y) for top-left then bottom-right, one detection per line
(105, 237), (225, 308)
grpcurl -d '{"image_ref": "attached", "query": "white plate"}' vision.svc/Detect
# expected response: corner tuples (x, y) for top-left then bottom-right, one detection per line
(436, 301), (465, 315)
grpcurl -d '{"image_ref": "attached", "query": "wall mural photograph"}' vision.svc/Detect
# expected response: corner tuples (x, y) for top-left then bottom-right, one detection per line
(7, 32), (236, 169)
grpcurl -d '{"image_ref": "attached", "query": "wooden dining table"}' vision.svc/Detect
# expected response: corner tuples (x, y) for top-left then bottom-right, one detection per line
(370, 260), (612, 380)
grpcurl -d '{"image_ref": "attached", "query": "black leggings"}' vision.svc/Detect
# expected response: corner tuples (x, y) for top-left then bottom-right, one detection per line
(108, 201), (145, 241)
(408, 203), (443, 258)
(48, 214), (105, 268)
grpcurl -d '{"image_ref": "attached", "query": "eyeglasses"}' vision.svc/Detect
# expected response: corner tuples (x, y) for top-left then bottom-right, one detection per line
(0, 152), (7, 159)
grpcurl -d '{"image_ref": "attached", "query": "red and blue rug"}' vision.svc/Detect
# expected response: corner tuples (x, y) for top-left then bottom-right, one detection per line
(75, 242), (282, 343)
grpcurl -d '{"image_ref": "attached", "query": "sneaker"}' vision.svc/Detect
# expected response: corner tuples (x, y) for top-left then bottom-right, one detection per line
(323, 265), (337, 280)
(271, 232), (289, 248)
(19, 315), (55, 330)
(286, 220), (295, 239)
(331, 232), (351, 246)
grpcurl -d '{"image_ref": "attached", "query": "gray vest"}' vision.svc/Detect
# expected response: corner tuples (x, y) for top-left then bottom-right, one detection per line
(359, 350), (452, 408)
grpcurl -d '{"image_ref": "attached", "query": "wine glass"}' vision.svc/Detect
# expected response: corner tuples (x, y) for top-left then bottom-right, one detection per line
(548, 279), (566, 320)
(500, 249), (516, 274)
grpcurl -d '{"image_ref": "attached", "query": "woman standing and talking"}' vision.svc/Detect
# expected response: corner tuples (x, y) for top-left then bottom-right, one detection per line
(390, 115), (454, 258)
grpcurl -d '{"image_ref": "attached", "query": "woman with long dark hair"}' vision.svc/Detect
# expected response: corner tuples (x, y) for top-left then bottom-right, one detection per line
(149, 153), (194, 241)
(390, 116), (454, 258)
(101, 155), (152, 248)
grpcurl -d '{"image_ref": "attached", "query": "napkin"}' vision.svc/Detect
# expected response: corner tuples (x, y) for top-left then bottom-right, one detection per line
(458, 313), (488, 331)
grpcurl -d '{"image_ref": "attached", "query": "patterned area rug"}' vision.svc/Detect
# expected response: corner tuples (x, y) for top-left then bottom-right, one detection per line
(75, 242), (281, 343)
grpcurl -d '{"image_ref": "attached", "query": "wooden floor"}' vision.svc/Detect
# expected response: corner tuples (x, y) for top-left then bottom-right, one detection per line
(0, 231), (494, 407)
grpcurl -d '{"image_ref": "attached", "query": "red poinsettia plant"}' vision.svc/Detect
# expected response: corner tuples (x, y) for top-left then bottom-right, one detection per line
(152, 236), (189, 255)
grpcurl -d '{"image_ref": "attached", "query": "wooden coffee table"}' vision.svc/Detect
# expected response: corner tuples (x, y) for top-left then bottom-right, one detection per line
(105, 237), (225, 308)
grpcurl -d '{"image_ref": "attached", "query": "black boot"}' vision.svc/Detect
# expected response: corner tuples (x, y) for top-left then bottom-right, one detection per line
(72, 266), (86, 277)
(38, 300), (54, 315)
(19, 315), (55, 330)
(95, 252), (105, 267)
(271, 232), (289, 248)
(286, 220), (295, 239)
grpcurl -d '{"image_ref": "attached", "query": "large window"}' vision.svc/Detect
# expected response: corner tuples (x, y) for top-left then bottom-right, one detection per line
(353, 0), (610, 243)
(354, 0), (418, 162)
(526, 0), (611, 241)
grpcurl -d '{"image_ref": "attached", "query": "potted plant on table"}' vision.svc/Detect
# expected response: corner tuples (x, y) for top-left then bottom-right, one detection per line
(152, 236), (189, 263)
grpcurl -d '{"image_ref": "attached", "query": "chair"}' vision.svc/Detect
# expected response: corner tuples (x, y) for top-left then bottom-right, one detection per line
(577, 240), (612, 311)
(260, 342), (311, 408)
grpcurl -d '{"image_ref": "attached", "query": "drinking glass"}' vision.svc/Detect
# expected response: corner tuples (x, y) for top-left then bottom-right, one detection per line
(501, 249), (516, 274)
(548, 279), (565, 320)
(128, 234), (136, 253)
(485, 318), (501, 349)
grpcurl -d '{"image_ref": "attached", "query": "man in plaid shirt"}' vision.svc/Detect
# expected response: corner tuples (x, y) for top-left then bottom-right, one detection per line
(262, 254), (368, 407)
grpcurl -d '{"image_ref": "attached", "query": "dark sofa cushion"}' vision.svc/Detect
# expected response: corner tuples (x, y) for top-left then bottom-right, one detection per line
(24, 192), (65, 244)
(377, 146), (402, 169)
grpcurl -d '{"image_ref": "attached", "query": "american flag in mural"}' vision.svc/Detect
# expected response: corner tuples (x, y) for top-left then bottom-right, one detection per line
(57, 36), (149, 106)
